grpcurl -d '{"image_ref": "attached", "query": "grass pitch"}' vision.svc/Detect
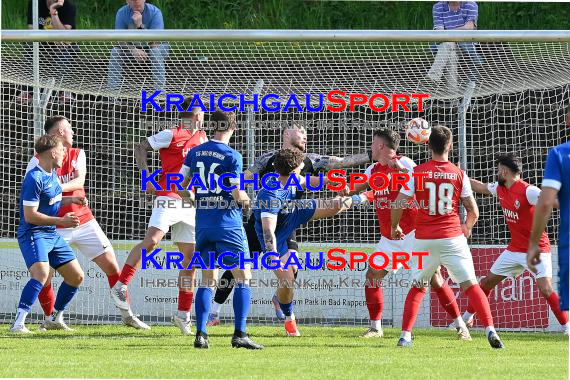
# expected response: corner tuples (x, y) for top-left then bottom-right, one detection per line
(0, 325), (567, 379)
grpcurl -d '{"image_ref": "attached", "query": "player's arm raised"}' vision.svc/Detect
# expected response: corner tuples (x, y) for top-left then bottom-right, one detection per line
(320, 152), (371, 170)
(311, 194), (365, 220)
(470, 178), (493, 195)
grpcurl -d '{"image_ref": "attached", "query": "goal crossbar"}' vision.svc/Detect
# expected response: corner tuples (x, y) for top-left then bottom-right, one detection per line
(2, 29), (570, 42)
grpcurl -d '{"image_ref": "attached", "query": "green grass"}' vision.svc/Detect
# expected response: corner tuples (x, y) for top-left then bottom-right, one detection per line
(2, 1), (569, 31)
(0, 325), (567, 379)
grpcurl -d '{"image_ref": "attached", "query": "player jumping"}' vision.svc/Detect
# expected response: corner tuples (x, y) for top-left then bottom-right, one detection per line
(26, 116), (146, 330)
(11, 135), (85, 333)
(349, 129), (469, 339)
(254, 147), (363, 336)
(110, 101), (206, 334)
(208, 121), (372, 325)
(391, 125), (504, 349)
(458, 153), (568, 332)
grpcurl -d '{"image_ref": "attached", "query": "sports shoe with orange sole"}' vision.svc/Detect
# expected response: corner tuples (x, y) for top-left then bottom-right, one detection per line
(285, 319), (300, 336)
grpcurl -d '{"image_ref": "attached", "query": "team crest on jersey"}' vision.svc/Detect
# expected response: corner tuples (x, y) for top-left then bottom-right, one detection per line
(514, 199), (520, 209)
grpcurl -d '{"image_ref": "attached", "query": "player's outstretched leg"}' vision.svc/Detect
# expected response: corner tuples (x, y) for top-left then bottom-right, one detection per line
(362, 268), (387, 338)
(537, 277), (569, 333)
(430, 271), (470, 340)
(172, 242), (196, 335)
(208, 269), (234, 326)
(397, 286), (427, 347)
(230, 268), (264, 349)
(43, 258), (83, 331)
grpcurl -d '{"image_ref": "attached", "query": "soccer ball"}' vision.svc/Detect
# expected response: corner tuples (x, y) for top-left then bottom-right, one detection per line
(406, 118), (431, 145)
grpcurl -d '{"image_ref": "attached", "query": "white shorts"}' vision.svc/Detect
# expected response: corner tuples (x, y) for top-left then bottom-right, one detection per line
(490, 250), (552, 279)
(58, 219), (112, 261)
(411, 235), (476, 285)
(372, 231), (416, 274)
(148, 196), (196, 244)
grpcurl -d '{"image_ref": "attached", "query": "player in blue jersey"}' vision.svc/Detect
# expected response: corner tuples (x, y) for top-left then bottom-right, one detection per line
(529, 105), (570, 313)
(178, 110), (263, 349)
(254, 147), (365, 336)
(11, 135), (87, 333)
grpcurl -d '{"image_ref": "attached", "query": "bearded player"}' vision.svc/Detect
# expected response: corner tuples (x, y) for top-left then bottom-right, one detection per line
(110, 101), (207, 335)
(458, 154), (568, 332)
(208, 121), (372, 325)
(26, 116), (147, 330)
(392, 125), (504, 349)
(349, 129), (469, 339)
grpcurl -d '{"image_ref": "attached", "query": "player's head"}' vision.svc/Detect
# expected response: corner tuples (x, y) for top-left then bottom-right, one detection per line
(496, 153), (522, 186)
(44, 116), (73, 147)
(35, 134), (65, 168)
(210, 110), (236, 136)
(179, 99), (204, 122)
(273, 148), (305, 176)
(126, 0), (145, 13)
(565, 104), (570, 127)
(428, 125), (453, 156)
(282, 121), (307, 151)
(372, 128), (400, 161)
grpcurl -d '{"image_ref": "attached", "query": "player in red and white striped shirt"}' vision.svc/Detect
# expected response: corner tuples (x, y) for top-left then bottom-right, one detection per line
(26, 116), (147, 330)
(349, 129), (468, 339)
(110, 101), (207, 335)
(460, 154), (568, 332)
(391, 125), (504, 348)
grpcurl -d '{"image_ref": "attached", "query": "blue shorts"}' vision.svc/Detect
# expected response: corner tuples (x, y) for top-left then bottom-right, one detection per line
(18, 231), (76, 269)
(559, 246), (569, 311)
(195, 226), (250, 268)
(255, 201), (317, 257)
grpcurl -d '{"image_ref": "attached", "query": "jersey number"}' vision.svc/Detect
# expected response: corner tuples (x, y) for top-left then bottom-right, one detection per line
(425, 182), (454, 215)
(196, 162), (221, 194)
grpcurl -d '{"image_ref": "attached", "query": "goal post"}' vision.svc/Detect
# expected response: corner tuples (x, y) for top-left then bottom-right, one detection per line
(1, 29), (569, 330)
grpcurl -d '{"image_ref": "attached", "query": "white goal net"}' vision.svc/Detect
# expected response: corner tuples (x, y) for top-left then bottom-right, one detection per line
(1, 32), (569, 330)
